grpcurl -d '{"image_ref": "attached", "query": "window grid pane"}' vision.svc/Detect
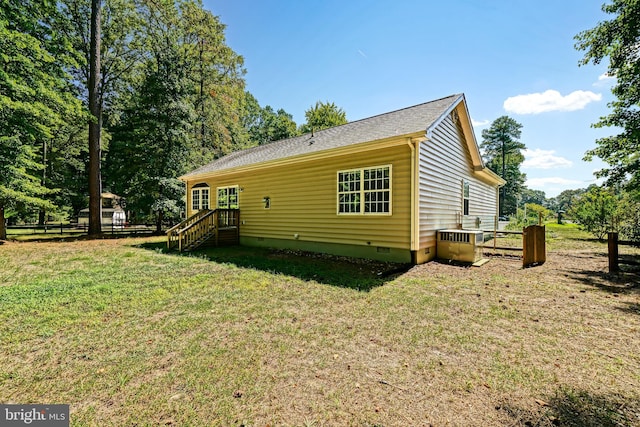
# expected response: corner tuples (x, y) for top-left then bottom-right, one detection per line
(363, 167), (390, 213)
(228, 187), (238, 208)
(201, 189), (209, 210)
(463, 180), (470, 215)
(364, 190), (390, 213)
(217, 186), (239, 209)
(192, 190), (200, 211)
(338, 166), (390, 214)
(339, 193), (360, 213)
(217, 188), (228, 208)
(338, 170), (361, 213)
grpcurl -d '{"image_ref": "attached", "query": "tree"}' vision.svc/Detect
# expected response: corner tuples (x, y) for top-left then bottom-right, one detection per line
(575, 0), (640, 192)
(617, 190), (640, 243)
(106, 56), (193, 231)
(101, 0), (247, 231)
(46, 125), (91, 221)
(569, 185), (618, 240)
(105, 0), (200, 232)
(87, 0), (102, 235)
(240, 91), (262, 141)
(254, 106), (299, 144)
(520, 188), (547, 207)
(480, 116), (527, 216)
(526, 203), (552, 223)
(242, 93), (299, 145)
(62, 0), (145, 234)
(548, 188), (586, 215)
(180, 0), (246, 162)
(0, 139), (56, 238)
(299, 101), (347, 134)
(0, 0), (84, 239)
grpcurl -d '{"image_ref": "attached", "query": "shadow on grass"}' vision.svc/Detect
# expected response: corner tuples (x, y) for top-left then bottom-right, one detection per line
(616, 301), (640, 316)
(499, 386), (640, 426)
(564, 267), (640, 296)
(558, 251), (640, 296)
(140, 243), (410, 292)
(6, 231), (162, 243)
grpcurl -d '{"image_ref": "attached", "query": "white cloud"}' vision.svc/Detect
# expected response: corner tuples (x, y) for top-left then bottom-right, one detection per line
(522, 148), (573, 169)
(471, 118), (489, 127)
(526, 177), (585, 196)
(593, 73), (616, 87)
(503, 89), (602, 114)
(526, 177), (582, 187)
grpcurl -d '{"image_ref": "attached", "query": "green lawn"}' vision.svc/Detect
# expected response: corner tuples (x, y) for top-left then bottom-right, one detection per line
(0, 231), (638, 426)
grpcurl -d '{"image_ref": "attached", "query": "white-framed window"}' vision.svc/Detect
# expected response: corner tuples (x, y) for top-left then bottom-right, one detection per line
(463, 180), (470, 215)
(191, 183), (210, 211)
(337, 165), (391, 215)
(217, 185), (239, 209)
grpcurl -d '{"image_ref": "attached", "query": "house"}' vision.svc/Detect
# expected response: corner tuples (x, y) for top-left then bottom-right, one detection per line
(172, 94), (505, 264)
(78, 192), (126, 227)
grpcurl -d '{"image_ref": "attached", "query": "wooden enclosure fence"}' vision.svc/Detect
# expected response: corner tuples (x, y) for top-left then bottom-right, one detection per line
(522, 225), (546, 267)
(486, 221), (546, 268)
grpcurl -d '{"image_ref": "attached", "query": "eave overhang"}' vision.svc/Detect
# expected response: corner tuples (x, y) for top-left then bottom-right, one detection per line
(179, 131), (426, 182)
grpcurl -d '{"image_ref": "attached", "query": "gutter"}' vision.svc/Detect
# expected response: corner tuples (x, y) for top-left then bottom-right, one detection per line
(407, 136), (426, 251)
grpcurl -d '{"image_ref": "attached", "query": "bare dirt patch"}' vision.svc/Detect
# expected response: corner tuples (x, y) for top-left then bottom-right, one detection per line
(399, 246), (640, 426)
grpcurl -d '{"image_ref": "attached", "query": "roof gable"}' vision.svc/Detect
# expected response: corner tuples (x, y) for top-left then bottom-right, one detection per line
(182, 94), (464, 178)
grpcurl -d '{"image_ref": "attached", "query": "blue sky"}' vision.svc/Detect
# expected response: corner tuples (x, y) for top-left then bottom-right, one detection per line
(203, 0), (616, 197)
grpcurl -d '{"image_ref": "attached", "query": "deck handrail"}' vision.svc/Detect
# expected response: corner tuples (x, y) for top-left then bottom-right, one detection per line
(167, 209), (213, 250)
(179, 209), (216, 234)
(166, 209), (211, 235)
(178, 210), (217, 252)
(167, 209), (239, 251)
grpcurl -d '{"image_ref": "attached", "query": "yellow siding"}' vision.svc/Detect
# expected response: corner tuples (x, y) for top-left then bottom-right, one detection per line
(186, 143), (412, 249)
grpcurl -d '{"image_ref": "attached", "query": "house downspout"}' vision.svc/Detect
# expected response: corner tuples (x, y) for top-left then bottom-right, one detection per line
(407, 139), (416, 253)
(407, 137), (423, 253)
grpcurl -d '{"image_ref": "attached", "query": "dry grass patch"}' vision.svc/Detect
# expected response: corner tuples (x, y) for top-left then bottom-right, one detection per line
(0, 231), (639, 426)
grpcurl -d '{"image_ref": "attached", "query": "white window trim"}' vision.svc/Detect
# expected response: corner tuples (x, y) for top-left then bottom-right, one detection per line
(336, 165), (392, 215)
(462, 179), (470, 216)
(216, 185), (240, 209)
(191, 184), (210, 212)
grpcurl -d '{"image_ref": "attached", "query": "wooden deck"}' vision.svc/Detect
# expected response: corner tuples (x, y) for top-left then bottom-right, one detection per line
(167, 209), (239, 252)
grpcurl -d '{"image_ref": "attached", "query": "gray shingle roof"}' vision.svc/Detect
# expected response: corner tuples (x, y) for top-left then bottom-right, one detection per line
(182, 94), (462, 178)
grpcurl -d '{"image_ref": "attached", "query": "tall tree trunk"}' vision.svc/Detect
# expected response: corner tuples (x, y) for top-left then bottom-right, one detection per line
(88, 0), (102, 236)
(0, 205), (6, 240)
(500, 141), (506, 217)
(38, 140), (47, 226)
(38, 209), (46, 226)
(156, 210), (163, 234)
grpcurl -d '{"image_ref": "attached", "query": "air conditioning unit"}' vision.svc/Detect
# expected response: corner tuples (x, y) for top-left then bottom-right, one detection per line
(437, 229), (484, 263)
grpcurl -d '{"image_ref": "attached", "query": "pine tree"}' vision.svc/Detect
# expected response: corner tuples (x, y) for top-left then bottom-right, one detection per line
(0, 0), (84, 239)
(480, 116), (527, 216)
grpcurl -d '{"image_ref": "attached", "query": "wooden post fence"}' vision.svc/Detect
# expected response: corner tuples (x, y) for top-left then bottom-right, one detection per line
(608, 232), (619, 273)
(523, 224), (546, 268)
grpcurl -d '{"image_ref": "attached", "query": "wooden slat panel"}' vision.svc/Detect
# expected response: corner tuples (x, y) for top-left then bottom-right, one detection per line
(523, 225), (546, 267)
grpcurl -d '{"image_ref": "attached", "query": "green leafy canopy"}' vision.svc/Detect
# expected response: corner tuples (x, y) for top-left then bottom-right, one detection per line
(575, 0), (640, 192)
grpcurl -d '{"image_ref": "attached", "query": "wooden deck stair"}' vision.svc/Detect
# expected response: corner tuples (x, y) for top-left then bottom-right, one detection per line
(185, 228), (216, 251)
(167, 209), (239, 252)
